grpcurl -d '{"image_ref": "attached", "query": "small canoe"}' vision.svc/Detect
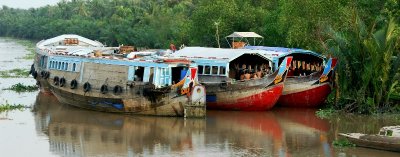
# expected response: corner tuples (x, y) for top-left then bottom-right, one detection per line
(339, 132), (400, 152)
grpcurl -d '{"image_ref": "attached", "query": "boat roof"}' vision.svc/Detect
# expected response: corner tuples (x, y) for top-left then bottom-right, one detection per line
(37, 34), (104, 48)
(226, 32), (263, 38)
(245, 46), (324, 59)
(171, 47), (272, 63)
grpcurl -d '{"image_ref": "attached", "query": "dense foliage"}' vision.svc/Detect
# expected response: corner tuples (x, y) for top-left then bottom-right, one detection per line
(0, 0), (367, 49)
(0, 0), (399, 113)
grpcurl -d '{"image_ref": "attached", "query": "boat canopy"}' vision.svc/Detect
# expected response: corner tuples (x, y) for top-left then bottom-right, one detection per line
(37, 34), (104, 48)
(226, 32), (263, 38)
(245, 46), (325, 71)
(225, 32), (264, 48)
(171, 47), (273, 78)
(245, 46), (323, 59)
(172, 47), (271, 63)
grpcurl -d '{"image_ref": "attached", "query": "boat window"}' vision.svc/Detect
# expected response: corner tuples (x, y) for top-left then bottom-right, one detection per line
(134, 66), (144, 81)
(61, 62), (65, 70)
(204, 66), (211, 75)
(72, 63), (76, 71)
(198, 65), (204, 74)
(58, 62), (61, 70)
(165, 68), (169, 76)
(65, 63), (68, 70)
(212, 66), (218, 75)
(220, 66), (226, 75)
(161, 68), (167, 76)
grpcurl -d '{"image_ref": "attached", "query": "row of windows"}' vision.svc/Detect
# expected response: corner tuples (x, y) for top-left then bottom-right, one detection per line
(49, 61), (77, 72)
(198, 65), (226, 76)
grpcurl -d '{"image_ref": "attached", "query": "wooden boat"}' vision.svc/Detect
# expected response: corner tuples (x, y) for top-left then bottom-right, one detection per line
(172, 47), (292, 111)
(31, 34), (206, 118)
(246, 46), (338, 107)
(339, 126), (400, 152)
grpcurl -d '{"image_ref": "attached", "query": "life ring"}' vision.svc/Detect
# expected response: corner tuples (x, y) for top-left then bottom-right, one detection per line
(44, 71), (50, 79)
(32, 71), (38, 79)
(83, 82), (91, 92)
(220, 80), (228, 89)
(100, 84), (108, 94)
(70, 79), (78, 89)
(113, 85), (123, 94)
(29, 64), (34, 74)
(40, 71), (45, 77)
(53, 76), (59, 85)
(59, 77), (66, 87)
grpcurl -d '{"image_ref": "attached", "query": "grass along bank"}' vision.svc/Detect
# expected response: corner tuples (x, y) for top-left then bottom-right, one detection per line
(3, 83), (38, 92)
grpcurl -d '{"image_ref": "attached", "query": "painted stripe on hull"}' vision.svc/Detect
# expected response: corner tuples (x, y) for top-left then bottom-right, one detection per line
(207, 84), (284, 111)
(278, 83), (331, 107)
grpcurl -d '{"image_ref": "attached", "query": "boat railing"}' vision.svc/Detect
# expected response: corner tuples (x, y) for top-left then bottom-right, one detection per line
(286, 72), (321, 83)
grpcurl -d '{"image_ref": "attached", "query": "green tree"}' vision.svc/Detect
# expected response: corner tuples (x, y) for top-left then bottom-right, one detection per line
(326, 13), (400, 113)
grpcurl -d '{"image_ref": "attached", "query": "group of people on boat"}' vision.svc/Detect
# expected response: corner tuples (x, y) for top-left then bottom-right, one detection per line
(231, 63), (272, 81)
(287, 60), (323, 77)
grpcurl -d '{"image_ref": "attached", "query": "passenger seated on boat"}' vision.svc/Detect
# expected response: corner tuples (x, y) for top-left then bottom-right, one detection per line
(256, 68), (262, 78)
(244, 70), (251, 80)
(287, 61), (295, 77)
(305, 62), (310, 75)
(252, 73), (259, 79)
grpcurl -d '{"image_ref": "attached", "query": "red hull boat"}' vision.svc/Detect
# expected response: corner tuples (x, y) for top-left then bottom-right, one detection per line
(278, 58), (337, 107)
(173, 47), (292, 111)
(278, 80), (332, 107)
(246, 46), (338, 107)
(207, 83), (284, 111)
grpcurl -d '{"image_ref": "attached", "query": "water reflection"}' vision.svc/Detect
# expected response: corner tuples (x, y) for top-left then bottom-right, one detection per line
(32, 93), (400, 157)
(33, 92), (206, 156)
(274, 108), (332, 157)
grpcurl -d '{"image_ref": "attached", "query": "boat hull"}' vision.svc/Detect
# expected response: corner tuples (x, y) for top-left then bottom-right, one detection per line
(278, 82), (331, 107)
(339, 133), (400, 152)
(34, 72), (205, 118)
(206, 83), (284, 111)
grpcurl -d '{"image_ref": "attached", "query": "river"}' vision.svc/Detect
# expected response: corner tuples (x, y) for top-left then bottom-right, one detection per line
(0, 38), (399, 157)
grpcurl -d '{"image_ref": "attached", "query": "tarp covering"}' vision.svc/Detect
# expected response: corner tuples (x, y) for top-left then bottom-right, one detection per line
(37, 34), (104, 48)
(226, 32), (263, 38)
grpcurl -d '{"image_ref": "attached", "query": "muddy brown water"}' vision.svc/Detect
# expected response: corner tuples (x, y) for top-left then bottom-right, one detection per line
(0, 38), (399, 157)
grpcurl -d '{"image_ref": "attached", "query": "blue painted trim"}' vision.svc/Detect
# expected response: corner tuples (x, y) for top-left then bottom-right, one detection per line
(143, 67), (151, 82)
(79, 62), (84, 82)
(127, 66), (135, 81)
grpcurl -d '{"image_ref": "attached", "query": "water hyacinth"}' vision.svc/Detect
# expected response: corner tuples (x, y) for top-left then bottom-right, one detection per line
(3, 83), (38, 92)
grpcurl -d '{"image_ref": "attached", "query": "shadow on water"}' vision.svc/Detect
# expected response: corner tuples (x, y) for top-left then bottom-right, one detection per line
(32, 93), (400, 157)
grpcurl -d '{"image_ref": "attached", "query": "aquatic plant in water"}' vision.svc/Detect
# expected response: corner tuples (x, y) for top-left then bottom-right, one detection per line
(13, 38), (36, 60)
(332, 139), (356, 148)
(0, 101), (27, 112)
(315, 108), (337, 119)
(0, 69), (30, 78)
(3, 83), (38, 92)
